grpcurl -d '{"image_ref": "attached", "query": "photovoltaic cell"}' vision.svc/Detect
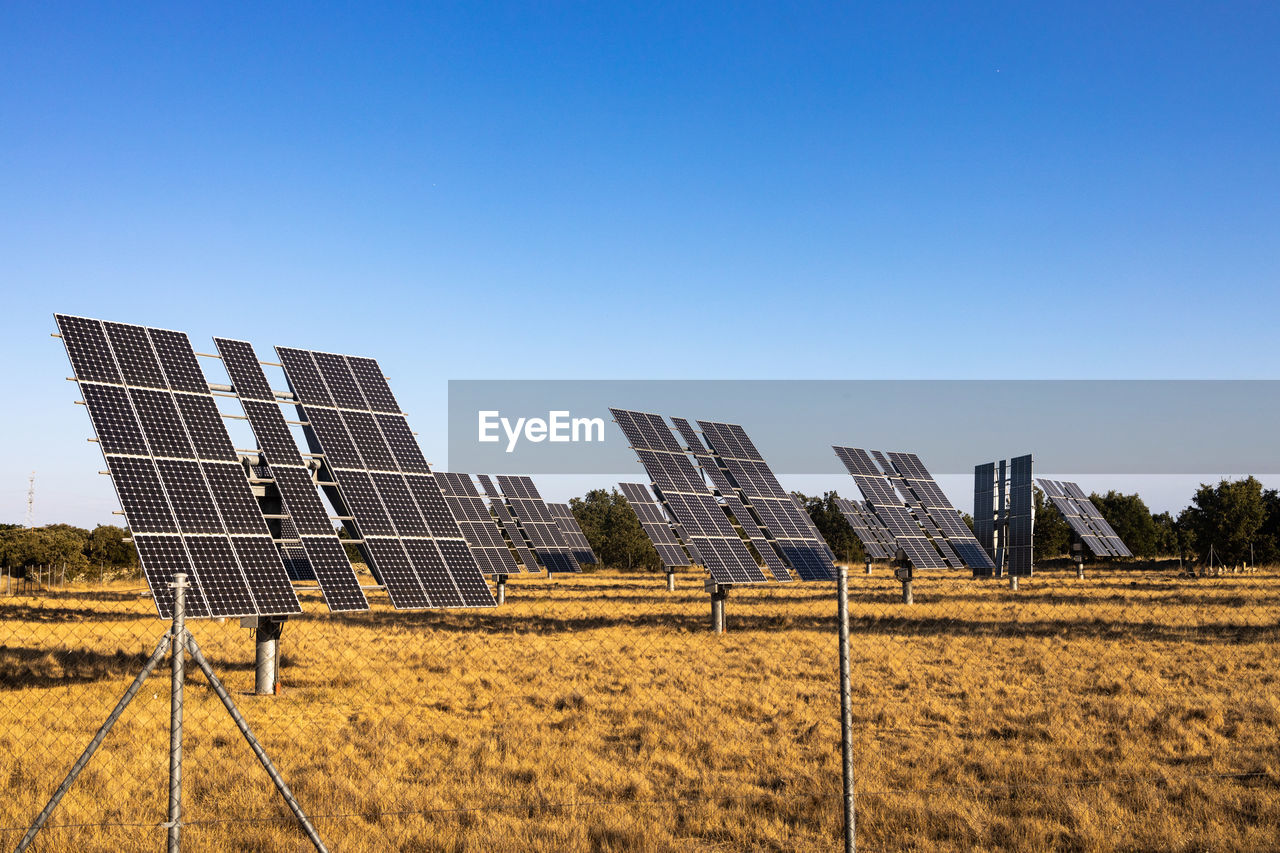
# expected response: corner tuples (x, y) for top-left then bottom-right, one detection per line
(80, 383), (148, 455)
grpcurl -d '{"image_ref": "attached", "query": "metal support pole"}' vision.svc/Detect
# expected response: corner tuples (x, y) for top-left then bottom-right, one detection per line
(1009, 575), (1019, 591)
(901, 579), (912, 606)
(168, 573), (188, 852)
(666, 571), (675, 592)
(185, 635), (329, 852)
(1076, 559), (1085, 580)
(255, 619), (283, 696)
(864, 560), (872, 576)
(837, 566), (856, 853)
(15, 633), (172, 853)
(495, 575), (507, 606)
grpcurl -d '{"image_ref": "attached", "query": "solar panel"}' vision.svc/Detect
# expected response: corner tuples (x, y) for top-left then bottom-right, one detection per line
(1037, 478), (1132, 558)
(611, 409), (767, 585)
(476, 474), (543, 571)
(276, 346), (494, 608)
(832, 446), (947, 570)
(671, 418), (793, 582)
(618, 483), (693, 568)
(546, 503), (598, 565)
(215, 337), (368, 612)
(973, 462), (997, 571)
(833, 497), (899, 560)
(1008, 455), (1035, 576)
(435, 472), (524, 576)
(495, 476), (581, 573)
(885, 451), (995, 572)
(693, 421), (835, 582)
(57, 315), (301, 620)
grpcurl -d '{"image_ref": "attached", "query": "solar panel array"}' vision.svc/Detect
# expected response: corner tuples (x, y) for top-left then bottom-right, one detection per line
(611, 409), (768, 584)
(618, 483), (693, 568)
(495, 476), (581, 573)
(476, 475), (543, 571)
(671, 418), (793, 581)
(214, 337), (369, 612)
(887, 451), (996, 571)
(832, 497), (899, 560)
(696, 420), (838, 581)
(833, 447), (947, 569)
(435, 472), (523, 576)
(276, 347), (494, 609)
(546, 502), (598, 565)
(56, 315), (302, 619)
(1037, 479), (1132, 557)
(872, 450), (964, 567)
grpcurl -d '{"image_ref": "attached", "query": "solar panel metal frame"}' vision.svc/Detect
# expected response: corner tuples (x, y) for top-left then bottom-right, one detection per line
(277, 346), (494, 608)
(611, 409), (768, 585)
(215, 337), (369, 612)
(56, 315), (302, 619)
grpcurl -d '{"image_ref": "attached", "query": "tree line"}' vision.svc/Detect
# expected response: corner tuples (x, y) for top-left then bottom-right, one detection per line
(0, 523), (136, 579)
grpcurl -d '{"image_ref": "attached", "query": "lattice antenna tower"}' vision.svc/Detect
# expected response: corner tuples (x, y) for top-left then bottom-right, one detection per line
(25, 471), (35, 528)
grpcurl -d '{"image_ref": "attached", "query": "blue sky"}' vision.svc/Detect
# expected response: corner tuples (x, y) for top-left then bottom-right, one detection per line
(3, 2), (1278, 525)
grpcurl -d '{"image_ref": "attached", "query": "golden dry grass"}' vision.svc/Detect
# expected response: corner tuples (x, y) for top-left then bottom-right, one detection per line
(1, 562), (1278, 851)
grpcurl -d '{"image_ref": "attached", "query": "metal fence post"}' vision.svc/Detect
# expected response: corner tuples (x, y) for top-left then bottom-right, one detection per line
(168, 572), (188, 852)
(838, 565), (856, 853)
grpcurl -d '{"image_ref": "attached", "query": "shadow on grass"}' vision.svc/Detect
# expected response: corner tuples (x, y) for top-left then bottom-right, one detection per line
(0, 641), (275, 691)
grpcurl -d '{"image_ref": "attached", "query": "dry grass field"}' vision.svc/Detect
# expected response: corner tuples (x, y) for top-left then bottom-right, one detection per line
(1, 562), (1278, 852)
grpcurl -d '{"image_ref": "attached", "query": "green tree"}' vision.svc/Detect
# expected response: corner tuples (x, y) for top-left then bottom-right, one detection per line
(1151, 512), (1180, 556)
(794, 491), (865, 565)
(1033, 486), (1071, 560)
(1181, 477), (1267, 565)
(571, 488), (661, 571)
(1255, 489), (1280, 565)
(87, 524), (137, 568)
(1090, 491), (1157, 558)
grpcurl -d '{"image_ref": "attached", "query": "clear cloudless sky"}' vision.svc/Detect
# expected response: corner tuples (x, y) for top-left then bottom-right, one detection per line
(2, 2), (1278, 525)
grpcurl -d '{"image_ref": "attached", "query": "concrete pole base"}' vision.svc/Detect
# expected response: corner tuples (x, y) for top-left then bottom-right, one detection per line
(666, 572), (675, 592)
(254, 620), (282, 695)
(1009, 575), (1019, 591)
(901, 580), (913, 605)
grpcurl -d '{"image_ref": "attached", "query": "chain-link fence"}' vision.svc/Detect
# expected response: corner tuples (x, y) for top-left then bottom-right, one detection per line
(2, 559), (1278, 851)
